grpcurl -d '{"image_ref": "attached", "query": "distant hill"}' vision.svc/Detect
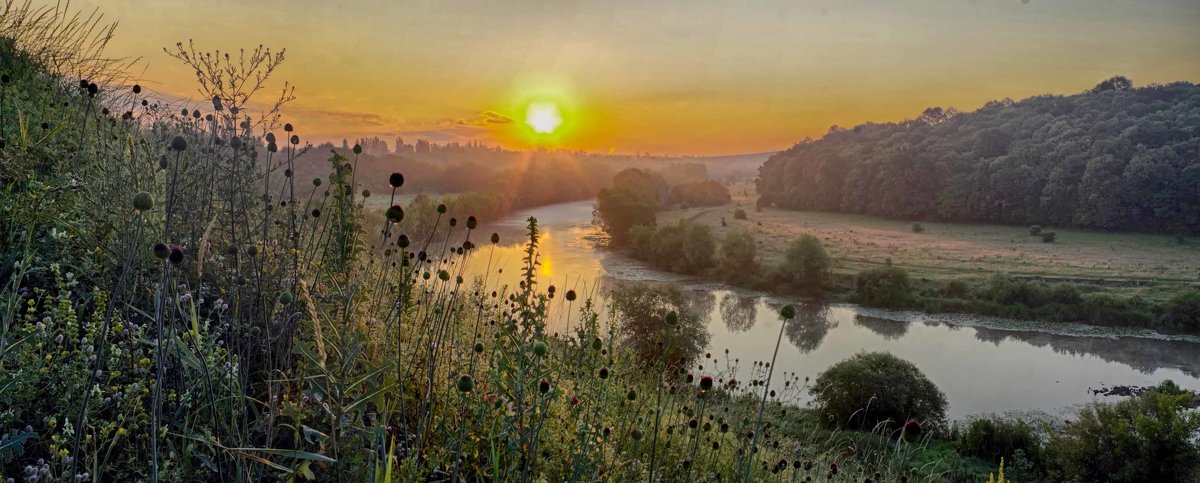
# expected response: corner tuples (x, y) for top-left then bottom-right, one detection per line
(756, 77), (1200, 233)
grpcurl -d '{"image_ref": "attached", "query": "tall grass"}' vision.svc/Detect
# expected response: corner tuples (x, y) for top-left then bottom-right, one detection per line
(0, 4), (971, 481)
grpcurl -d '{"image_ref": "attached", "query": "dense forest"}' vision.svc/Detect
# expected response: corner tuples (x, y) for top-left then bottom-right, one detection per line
(756, 77), (1200, 233)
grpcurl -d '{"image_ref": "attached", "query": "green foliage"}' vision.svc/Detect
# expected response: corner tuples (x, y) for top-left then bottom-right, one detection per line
(594, 168), (667, 244)
(854, 265), (914, 308)
(1039, 231), (1057, 243)
(1160, 289), (1200, 331)
(911, 223), (924, 233)
(756, 79), (1200, 232)
(732, 208), (748, 220)
(608, 283), (709, 368)
(774, 235), (831, 294)
(668, 179), (731, 207)
(1044, 381), (1200, 483)
(955, 418), (1043, 469)
(717, 229), (760, 286)
(811, 352), (948, 431)
(627, 221), (715, 275)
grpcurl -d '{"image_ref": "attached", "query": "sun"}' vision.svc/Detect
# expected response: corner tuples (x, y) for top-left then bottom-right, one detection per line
(525, 101), (563, 134)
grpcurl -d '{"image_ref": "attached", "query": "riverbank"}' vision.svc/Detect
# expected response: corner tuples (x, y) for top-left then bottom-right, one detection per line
(648, 185), (1200, 334)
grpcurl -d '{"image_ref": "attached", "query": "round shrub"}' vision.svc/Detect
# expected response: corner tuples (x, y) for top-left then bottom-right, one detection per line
(956, 418), (1042, 464)
(1160, 289), (1200, 331)
(854, 265), (913, 308)
(811, 352), (946, 430)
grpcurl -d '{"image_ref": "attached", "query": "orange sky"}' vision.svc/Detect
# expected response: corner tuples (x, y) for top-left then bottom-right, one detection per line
(83, 0), (1200, 156)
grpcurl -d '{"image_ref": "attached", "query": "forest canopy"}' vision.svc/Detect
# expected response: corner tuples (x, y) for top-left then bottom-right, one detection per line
(756, 77), (1200, 233)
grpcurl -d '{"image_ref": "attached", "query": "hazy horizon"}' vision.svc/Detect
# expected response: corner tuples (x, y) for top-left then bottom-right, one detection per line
(86, 0), (1200, 156)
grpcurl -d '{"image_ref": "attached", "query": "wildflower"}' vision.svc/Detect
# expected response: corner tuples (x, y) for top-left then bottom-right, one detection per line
(388, 172), (404, 188)
(277, 292), (293, 306)
(566, 290), (577, 301)
(539, 379), (550, 394)
(312, 178), (322, 187)
(700, 376), (713, 391)
(592, 337), (602, 350)
(352, 144), (362, 154)
(630, 429), (643, 441)
(449, 218), (457, 227)
(532, 341), (548, 357)
(170, 136), (187, 152)
(437, 204), (447, 214)
(211, 95), (223, 111)
(665, 311), (678, 326)
(598, 367), (609, 379)
(265, 133), (276, 143)
(780, 304), (797, 319)
(473, 343), (484, 353)
(284, 123), (294, 132)
(571, 396), (579, 406)
(311, 209), (321, 218)
(132, 84), (141, 94)
(457, 375), (473, 393)
(290, 135), (300, 145)
(397, 234), (410, 248)
(626, 389), (637, 401)
(491, 233), (500, 244)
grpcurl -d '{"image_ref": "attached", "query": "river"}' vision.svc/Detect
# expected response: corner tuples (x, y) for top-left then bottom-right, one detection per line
(461, 199), (1200, 420)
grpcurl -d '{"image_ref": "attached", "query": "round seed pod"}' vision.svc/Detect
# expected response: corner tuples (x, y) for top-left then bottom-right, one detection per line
(491, 233), (500, 244)
(539, 379), (550, 394)
(591, 337), (602, 351)
(389, 172), (404, 188)
(284, 123), (294, 132)
(437, 204), (447, 214)
(598, 367), (609, 379)
(170, 136), (187, 152)
(132, 84), (141, 94)
(466, 216), (477, 230)
(473, 343), (484, 353)
(626, 389), (637, 401)
(456, 375), (473, 393)
(132, 192), (153, 212)
(168, 245), (185, 265)
(352, 144), (362, 154)
(277, 291), (294, 306)
(290, 135), (299, 145)
(665, 311), (678, 326)
(532, 341), (548, 357)
(152, 243), (169, 259)
(397, 234), (411, 248)
(700, 376), (714, 391)
(780, 304), (797, 320)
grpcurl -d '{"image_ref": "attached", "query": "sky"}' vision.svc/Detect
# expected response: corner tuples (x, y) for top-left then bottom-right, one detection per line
(82, 0), (1200, 156)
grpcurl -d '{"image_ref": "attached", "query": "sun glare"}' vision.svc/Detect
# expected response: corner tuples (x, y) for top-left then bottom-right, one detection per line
(525, 101), (563, 134)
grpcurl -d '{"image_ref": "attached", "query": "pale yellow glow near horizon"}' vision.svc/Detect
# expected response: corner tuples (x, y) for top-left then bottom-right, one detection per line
(81, 0), (1200, 156)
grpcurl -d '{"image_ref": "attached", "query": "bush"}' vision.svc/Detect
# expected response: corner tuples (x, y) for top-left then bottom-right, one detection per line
(732, 208), (748, 220)
(854, 266), (913, 308)
(774, 235), (831, 294)
(956, 418), (1043, 467)
(1029, 225), (1042, 236)
(940, 279), (970, 299)
(1160, 289), (1200, 331)
(1044, 381), (1200, 483)
(628, 221), (715, 275)
(811, 352), (947, 431)
(911, 223), (924, 234)
(718, 229), (760, 285)
(1040, 231), (1057, 243)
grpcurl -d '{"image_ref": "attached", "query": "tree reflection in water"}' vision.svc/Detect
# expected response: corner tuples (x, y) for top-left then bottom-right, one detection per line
(854, 314), (909, 340)
(719, 292), (759, 333)
(783, 302), (835, 353)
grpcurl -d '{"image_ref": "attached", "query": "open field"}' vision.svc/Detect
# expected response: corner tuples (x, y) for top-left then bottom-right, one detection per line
(659, 183), (1200, 291)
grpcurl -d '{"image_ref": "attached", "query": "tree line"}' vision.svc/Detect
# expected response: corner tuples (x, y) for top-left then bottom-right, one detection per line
(756, 76), (1200, 233)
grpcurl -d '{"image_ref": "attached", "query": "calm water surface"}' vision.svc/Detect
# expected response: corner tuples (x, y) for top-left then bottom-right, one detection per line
(462, 200), (1200, 420)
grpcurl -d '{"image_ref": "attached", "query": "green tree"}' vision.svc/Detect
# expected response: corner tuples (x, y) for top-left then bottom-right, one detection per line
(775, 235), (831, 294)
(811, 352), (947, 430)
